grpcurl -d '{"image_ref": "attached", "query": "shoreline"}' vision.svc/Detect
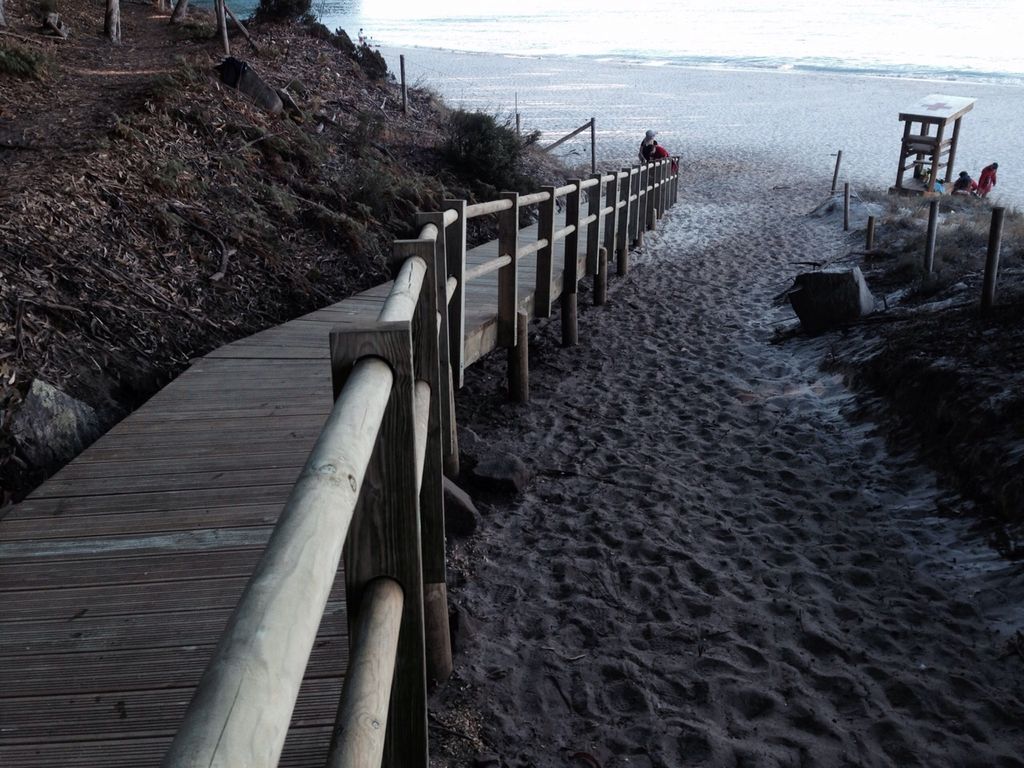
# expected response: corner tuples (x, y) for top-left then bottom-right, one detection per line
(385, 46), (1024, 209)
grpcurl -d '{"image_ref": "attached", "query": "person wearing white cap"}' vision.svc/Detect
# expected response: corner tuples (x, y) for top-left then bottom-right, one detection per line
(639, 129), (657, 163)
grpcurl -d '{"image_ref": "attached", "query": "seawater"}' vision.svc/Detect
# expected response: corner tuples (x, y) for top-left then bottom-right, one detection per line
(301, 0), (1024, 86)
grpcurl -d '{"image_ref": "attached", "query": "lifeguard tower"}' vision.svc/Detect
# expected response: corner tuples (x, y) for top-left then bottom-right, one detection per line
(890, 94), (975, 196)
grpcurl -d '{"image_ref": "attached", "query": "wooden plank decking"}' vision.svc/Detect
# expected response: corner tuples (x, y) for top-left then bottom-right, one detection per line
(0, 220), (597, 767)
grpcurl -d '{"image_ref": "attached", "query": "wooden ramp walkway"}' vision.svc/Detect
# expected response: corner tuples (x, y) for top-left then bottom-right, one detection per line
(0, 222), (597, 767)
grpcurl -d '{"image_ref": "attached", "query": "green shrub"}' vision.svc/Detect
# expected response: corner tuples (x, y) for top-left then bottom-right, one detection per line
(255, 0), (310, 23)
(355, 45), (388, 80)
(443, 110), (531, 192)
(0, 45), (50, 79)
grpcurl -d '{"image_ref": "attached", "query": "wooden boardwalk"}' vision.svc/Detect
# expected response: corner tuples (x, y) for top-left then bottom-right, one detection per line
(0, 222), (597, 767)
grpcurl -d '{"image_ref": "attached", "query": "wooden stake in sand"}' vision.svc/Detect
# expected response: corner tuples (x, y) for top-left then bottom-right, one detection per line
(843, 182), (850, 232)
(595, 246), (608, 306)
(400, 55), (408, 115)
(866, 215), (876, 251)
(831, 150), (843, 194)
(981, 206), (1005, 313)
(924, 199), (939, 273)
(510, 309), (529, 402)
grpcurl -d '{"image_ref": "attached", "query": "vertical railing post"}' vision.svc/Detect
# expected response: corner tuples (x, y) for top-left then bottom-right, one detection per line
(331, 320), (428, 768)
(585, 172), (602, 277)
(602, 170), (619, 275)
(635, 163), (648, 248)
(628, 165), (640, 246)
(404, 222), (454, 690)
(866, 215), (876, 251)
(616, 169), (630, 276)
(646, 162), (658, 231)
(924, 198), (939, 273)
(497, 192), (521, 399)
(981, 206), (1005, 313)
(536, 186), (557, 318)
(562, 180), (581, 346)
(659, 160), (667, 221)
(443, 199), (467, 390)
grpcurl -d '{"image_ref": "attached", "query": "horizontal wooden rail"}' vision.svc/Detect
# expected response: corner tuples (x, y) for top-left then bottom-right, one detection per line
(327, 577), (404, 768)
(465, 198), (515, 218)
(517, 238), (549, 258)
(464, 254), (512, 282)
(519, 190), (551, 206)
(579, 177), (600, 190)
(553, 182), (577, 197)
(541, 118), (593, 154)
(162, 357), (394, 768)
(446, 276), (457, 303)
(441, 208), (459, 227)
(379, 256), (427, 323)
(552, 224), (576, 242)
(579, 213), (598, 227)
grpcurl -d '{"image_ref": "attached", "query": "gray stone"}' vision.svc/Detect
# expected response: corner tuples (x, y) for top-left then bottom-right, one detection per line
(470, 453), (531, 495)
(788, 267), (875, 334)
(443, 476), (479, 539)
(11, 380), (102, 468)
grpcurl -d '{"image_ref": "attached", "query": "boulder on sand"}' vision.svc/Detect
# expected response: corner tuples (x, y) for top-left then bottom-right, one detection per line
(788, 267), (875, 333)
(10, 379), (102, 468)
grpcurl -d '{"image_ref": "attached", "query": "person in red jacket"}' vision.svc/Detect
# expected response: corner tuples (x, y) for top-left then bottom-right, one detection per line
(977, 162), (998, 197)
(650, 141), (679, 173)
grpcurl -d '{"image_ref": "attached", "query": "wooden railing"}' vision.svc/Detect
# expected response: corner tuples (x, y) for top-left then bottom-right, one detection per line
(162, 156), (679, 768)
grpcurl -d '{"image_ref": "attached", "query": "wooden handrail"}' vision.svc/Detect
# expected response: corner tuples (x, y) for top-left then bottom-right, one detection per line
(540, 117), (593, 154)
(465, 254), (512, 282)
(465, 198), (514, 218)
(519, 190), (551, 206)
(327, 577), (404, 768)
(163, 146), (685, 768)
(379, 256), (427, 323)
(517, 238), (549, 258)
(162, 357), (393, 768)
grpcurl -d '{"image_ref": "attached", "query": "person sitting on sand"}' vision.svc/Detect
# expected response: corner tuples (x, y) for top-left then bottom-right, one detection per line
(952, 171), (978, 196)
(977, 162), (998, 197)
(639, 130), (657, 163)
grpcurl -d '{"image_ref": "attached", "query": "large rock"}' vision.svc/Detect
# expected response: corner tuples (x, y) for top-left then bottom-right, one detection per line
(468, 453), (531, 495)
(215, 57), (283, 115)
(788, 267), (875, 333)
(10, 380), (102, 468)
(443, 476), (479, 539)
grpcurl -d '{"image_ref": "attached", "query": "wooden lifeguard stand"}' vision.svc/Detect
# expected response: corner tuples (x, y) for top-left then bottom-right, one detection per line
(891, 94), (975, 196)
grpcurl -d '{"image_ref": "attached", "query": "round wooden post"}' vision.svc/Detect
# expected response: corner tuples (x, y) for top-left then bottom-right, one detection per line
(594, 246), (608, 306)
(843, 182), (850, 231)
(400, 55), (408, 115)
(561, 292), (578, 347)
(924, 199), (939, 273)
(831, 150), (843, 194)
(981, 206), (1005, 313)
(866, 215), (876, 251)
(509, 310), (529, 402)
(590, 117), (596, 175)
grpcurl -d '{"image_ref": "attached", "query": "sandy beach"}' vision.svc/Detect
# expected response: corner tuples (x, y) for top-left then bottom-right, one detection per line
(386, 47), (1024, 210)
(375, 50), (1024, 766)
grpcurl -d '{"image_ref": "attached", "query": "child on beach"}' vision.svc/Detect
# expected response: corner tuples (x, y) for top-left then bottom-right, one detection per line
(650, 140), (680, 173)
(639, 130), (657, 163)
(952, 171), (978, 195)
(977, 162), (998, 197)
